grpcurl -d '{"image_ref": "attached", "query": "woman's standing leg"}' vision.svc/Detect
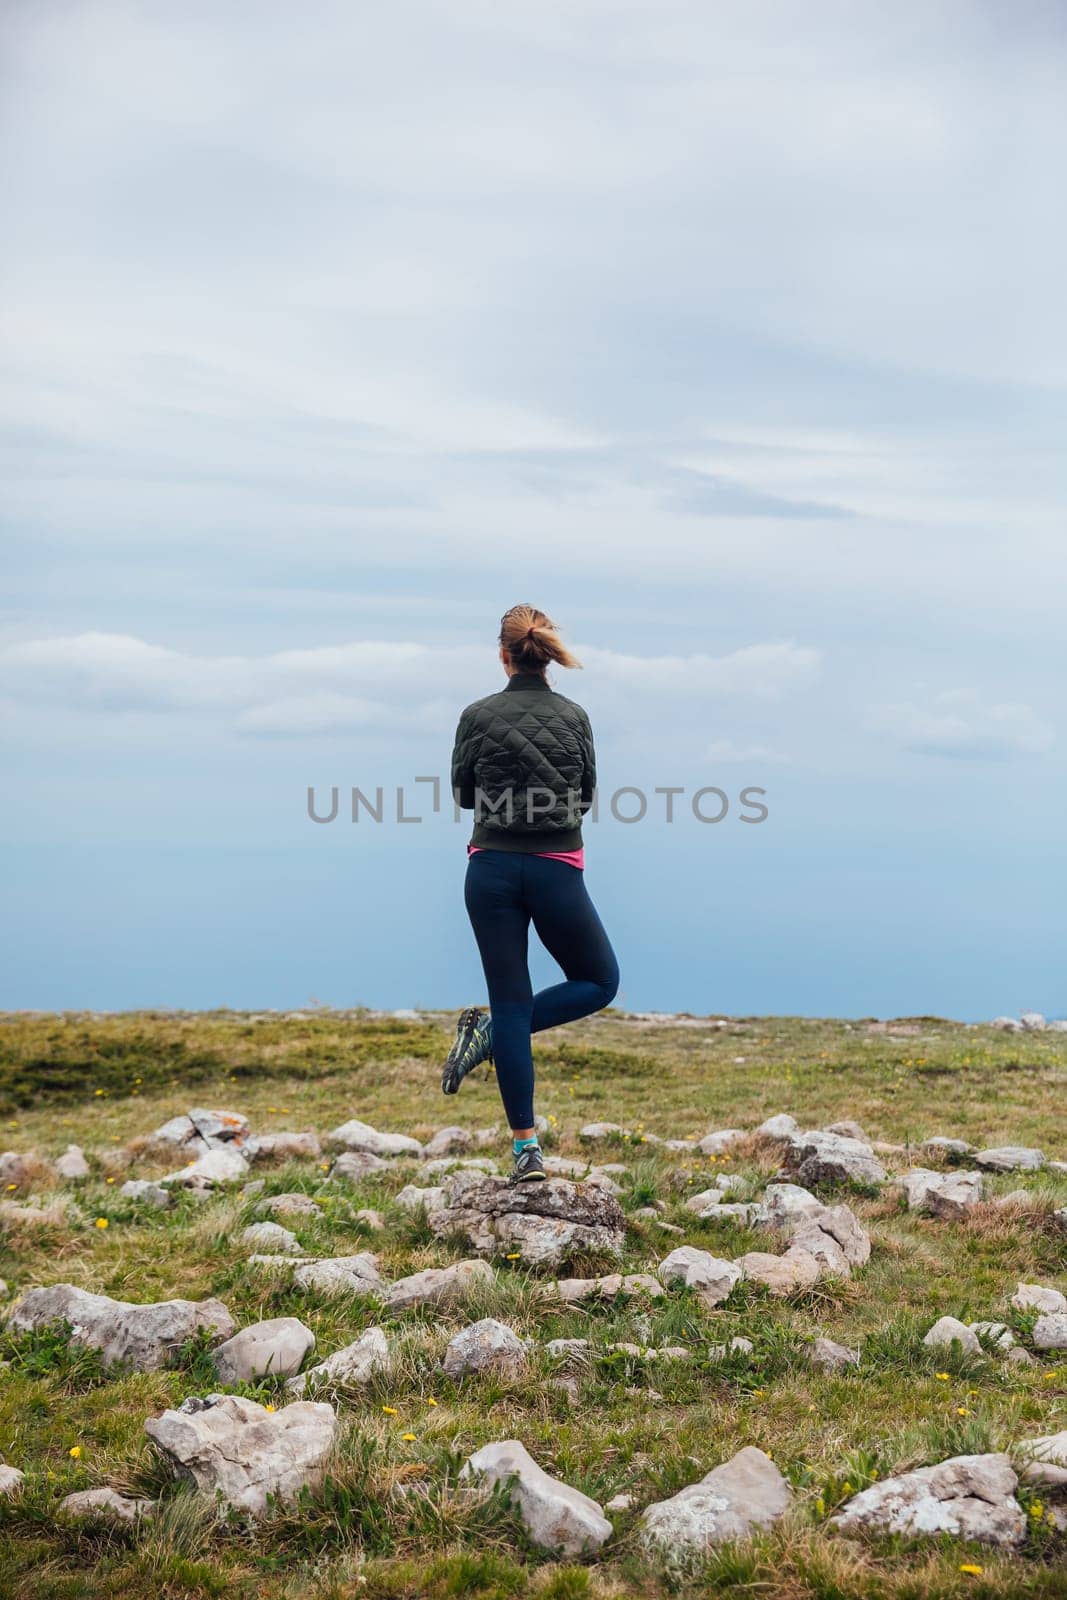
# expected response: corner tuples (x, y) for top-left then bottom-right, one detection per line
(526, 856), (620, 1032)
(463, 851), (537, 1132)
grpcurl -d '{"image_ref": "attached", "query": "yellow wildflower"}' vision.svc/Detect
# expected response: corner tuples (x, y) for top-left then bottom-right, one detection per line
(959, 1564), (983, 1577)
(427, 1398), (438, 1407)
(264, 1403), (276, 1413)
(68, 1446), (81, 1459)
(956, 1406), (969, 1416)
(5, 1183), (16, 1192)
(401, 1432), (416, 1442)
(105, 1176), (115, 1184)
(1029, 1501), (1044, 1518)
(382, 1405), (398, 1415)
(935, 1372), (950, 1381)
(95, 1217), (109, 1230)
(506, 1252), (521, 1261)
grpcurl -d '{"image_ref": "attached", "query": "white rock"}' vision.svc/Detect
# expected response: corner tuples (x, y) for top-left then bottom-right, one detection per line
(584, 1168), (625, 1197)
(59, 1487), (155, 1523)
(707, 1336), (754, 1360)
(381, 1257), (494, 1312)
(715, 1173), (750, 1196)
(160, 1147), (249, 1190)
(990, 1017), (1023, 1033)
(422, 1127), (473, 1158)
(696, 1129), (745, 1155)
(145, 1394), (338, 1516)
(329, 1150), (389, 1180)
(788, 1203), (871, 1274)
(288, 1327), (390, 1395)
(441, 1317), (527, 1378)
(605, 1491), (633, 1512)
(241, 1221), (303, 1255)
(641, 1446), (790, 1551)
(824, 1119), (867, 1141)
(923, 1316), (981, 1355)
(926, 1174), (985, 1221)
(542, 1156), (588, 1177)
(578, 1122), (623, 1141)
(424, 1156), (498, 1175)
(975, 1146), (1044, 1173)
(292, 1254), (382, 1298)
(427, 1176), (626, 1269)
(355, 1207), (385, 1230)
(737, 1247), (821, 1295)
(249, 1131), (321, 1161)
(657, 1247), (742, 1306)
(684, 1188), (723, 1217)
(55, 1146), (91, 1180)
(1033, 1313), (1067, 1350)
(395, 1184), (447, 1214)
(920, 1136), (974, 1157)
(0, 1465), (24, 1496)
(330, 1119), (422, 1157)
(551, 1273), (663, 1304)
(761, 1182), (824, 1226)
(1015, 1430), (1067, 1488)
(810, 1336), (860, 1371)
(831, 1453), (1025, 1547)
(461, 1439), (612, 1556)
(119, 1179), (172, 1208)
(1011, 1282), (1067, 1315)
(787, 1130), (886, 1187)
(545, 1338), (590, 1358)
(1020, 1012), (1046, 1031)
(149, 1114), (198, 1146)
(188, 1108), (250, 1145)
(755, 1113), (799, 1140)
(6, 1284), (234, 1369)
(257, 1191), (323, 1218)
(969, 1321), (1015, 1350)
(213, 1317), (315, 1384)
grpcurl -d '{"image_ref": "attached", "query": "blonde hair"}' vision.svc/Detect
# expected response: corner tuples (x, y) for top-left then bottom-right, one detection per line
(499, 604), (581, 674)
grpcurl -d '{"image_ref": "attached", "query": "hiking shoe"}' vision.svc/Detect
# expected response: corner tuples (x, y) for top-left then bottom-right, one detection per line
(510, 1144), (546, 1183)
(441, 1006), (493, 1096)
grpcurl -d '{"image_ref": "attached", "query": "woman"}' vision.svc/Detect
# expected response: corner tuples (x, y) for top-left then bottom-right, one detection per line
(442, 604), (620, 1182)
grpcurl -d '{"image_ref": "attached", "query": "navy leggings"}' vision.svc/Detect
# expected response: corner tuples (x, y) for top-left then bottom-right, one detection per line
(464, 850), (620, 1130)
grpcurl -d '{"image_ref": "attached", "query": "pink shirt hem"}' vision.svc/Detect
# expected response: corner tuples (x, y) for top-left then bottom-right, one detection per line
(468, 845), (584, 870)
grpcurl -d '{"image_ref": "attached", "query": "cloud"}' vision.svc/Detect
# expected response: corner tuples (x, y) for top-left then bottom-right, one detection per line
(0, 632), (820, 738)
(870, 689), (1055, 759)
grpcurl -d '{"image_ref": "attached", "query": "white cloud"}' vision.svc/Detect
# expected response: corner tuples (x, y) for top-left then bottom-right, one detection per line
(0, 632), (820, 738)
(870, 689), (1055, 759)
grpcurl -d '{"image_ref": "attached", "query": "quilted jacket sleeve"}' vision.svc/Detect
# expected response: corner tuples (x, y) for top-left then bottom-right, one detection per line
(579, 710), (597, 813)
(451, 707), (479, 810)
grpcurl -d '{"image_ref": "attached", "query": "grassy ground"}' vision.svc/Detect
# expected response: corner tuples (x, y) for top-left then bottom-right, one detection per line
(0, 1009), (1064, 1600)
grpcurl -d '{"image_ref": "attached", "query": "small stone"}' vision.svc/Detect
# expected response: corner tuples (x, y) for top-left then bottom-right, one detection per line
(1033, 1313), (1067, 1350)
(160, 1147), (249, 1190)
(145, 1394), (337, 1516)
(761, 1182), (824, 1226)
(641, 1446), (790, 1550)
(55, 1146), (90, 1180)
(551, 1272), (663, 1304)
(684, 1188), (723, 1216)
(329, 1150), (388, 1180)
(810, 1336), (860, 1371)
(441, 1317), (527, 1378)
(424, 1157), (498, 1175)
(59, 1487), (155, 1523)
(213, 1317), (315, 1384)
(0, 1465), (24, 1496)
(422, 1127), (473, 1158)
(787, 1131), (886, 1187)
(831, 1453), (1025, 1547)
(257, 1192), (323, 1219)
(249, 1131), (321, 1161)
(1011, 1283), (1067, 1315)
(1020, 1011), (1046, 1031)
(288, 1326), (390, 1396)
(605, 1491), (633, 1512)
(329, 1119), (422, 1157)
(1006, 1345), (1036, 1367)
(657, 1247), (742, 1306)
(578, 1122), (623, 1141)
(975, 1146), (1044, 1173)
(737, 1247), (821, 1295)
(696, 1129), (745, 1155)
(969, 1321), (1015, 1350)
(990, 1017), (1023, 1033)
(241, 1221), (303, 1255)
(545, 1338), (591, 1359)
(755, 1113), (799, 1140)
(707, 1336), (754, 1360)
(395, 1184), (446, 1214)
(119, 1180), (172, 1208)
(461, 1439), (612, 1556)
(355, 1207), (385, 1230)
(923, 1316), (981, 1355)
(1015, 1430), (1067, 1488)
(380, 1257), (494, 1312)
(824, 1120), (867, 1141)
(920, 1136), (974, 1157)
(292, 1254), (382, 1298)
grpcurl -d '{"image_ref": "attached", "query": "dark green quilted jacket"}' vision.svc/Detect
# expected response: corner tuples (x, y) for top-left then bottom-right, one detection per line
(451, 673), (596, 852)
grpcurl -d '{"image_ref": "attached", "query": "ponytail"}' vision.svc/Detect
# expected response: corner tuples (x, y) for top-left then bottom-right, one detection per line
(499, 604), (581, 674)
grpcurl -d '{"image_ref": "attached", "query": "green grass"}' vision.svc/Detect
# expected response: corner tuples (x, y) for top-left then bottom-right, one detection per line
(0, 1009), (1065, 1599)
